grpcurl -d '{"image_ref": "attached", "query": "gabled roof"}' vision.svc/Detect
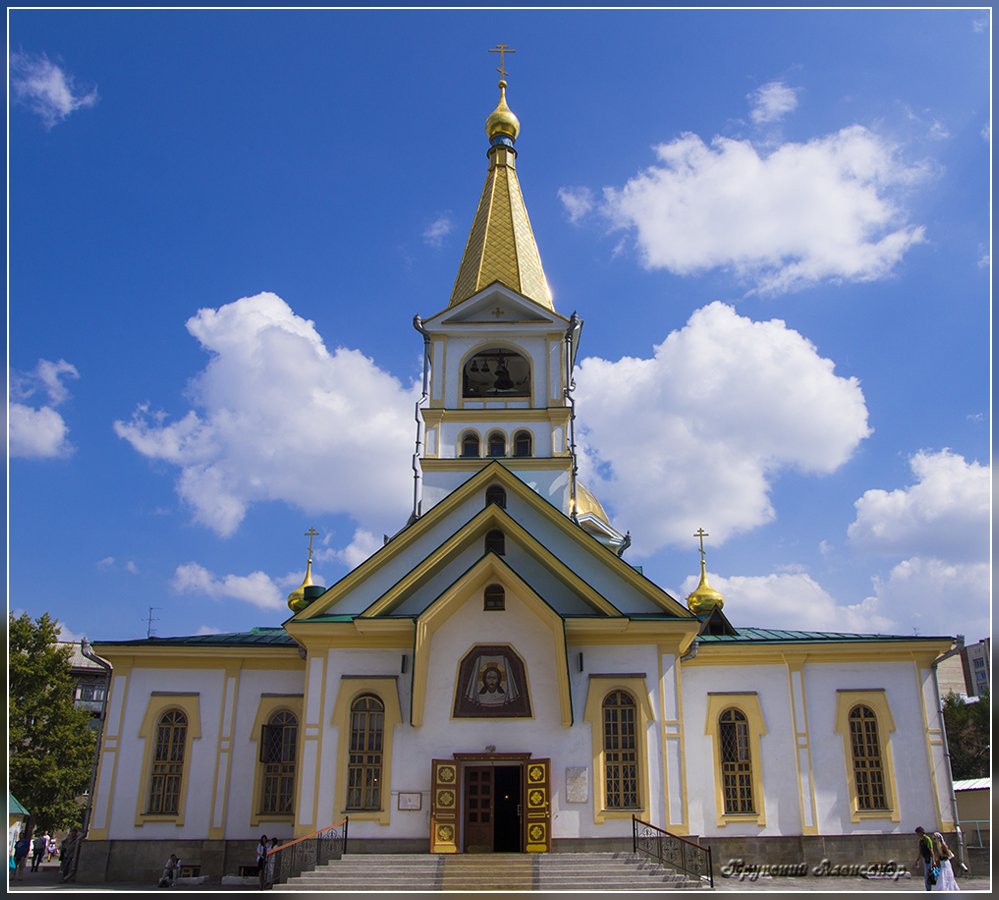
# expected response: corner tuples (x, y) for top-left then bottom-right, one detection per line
(292, 462), (692, 622)
(426, 282), (566, 328)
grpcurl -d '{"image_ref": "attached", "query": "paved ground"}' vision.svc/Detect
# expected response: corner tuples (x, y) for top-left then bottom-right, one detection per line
(7, 859), (991, 894)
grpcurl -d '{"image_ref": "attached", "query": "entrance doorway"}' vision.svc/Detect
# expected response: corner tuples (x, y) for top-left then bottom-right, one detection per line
(463, 765), (522, 852)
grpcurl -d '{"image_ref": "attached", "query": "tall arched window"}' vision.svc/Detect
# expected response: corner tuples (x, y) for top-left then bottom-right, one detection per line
(259, 710), (298, 815)
(849, 705), (887, 809)
(347, 695), (384, 810)
(485, 485), (506, 508)
(483, 584), (506, 611)
(487, 431), (506, 457)
(719, 708), (754, 814)
(602, 690), (638, 808)
(484, 529), (505, 556)
(513, 430), (532, 457)
(460, 432), (480, 458)
(148, 709), (187, 815)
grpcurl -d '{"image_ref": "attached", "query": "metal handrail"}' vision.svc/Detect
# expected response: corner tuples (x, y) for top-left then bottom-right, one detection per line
(960, 820), (990, 849)
(266, 816), (348, 885)
(632, 815), (713, 888)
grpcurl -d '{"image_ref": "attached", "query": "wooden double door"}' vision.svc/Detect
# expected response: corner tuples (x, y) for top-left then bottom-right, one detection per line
(430, 757), (550, 853)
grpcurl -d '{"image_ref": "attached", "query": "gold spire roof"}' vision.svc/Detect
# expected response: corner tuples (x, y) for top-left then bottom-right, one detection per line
(288, 527), (318, 613)
(574, 481), (610, 525)
(449, 79), (554, 310)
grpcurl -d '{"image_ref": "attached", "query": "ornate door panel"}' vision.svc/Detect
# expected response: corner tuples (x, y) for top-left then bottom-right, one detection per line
(523, 758), (551, 852)
(463, 766), (494, 852)
(430, 759), (459, 853)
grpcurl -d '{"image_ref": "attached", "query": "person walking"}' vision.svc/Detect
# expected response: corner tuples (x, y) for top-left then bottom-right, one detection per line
(914, 826), (937, 891)
(256, 835), (269, 890)
(46, 835), (57, 862)
(30, 832), (48, 871)
(932, 832), (960, 891)
(13, 830), (31, 881)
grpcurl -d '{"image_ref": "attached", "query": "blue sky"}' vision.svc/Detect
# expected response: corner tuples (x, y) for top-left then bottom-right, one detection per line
(8, 7), (991, 645)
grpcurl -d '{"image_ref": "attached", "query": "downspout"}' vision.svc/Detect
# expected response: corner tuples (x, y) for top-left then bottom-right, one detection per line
(75, 638), (113, 882)
(564, 312), (580, 523)
(412, 315), (432, 520)
(931, 635), (967, 871)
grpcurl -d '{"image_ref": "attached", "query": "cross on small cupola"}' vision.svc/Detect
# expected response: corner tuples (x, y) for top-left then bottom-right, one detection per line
(686, 527), (725, 616)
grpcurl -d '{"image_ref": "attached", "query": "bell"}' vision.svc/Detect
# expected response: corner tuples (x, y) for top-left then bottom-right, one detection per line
(470, 360), (479, 373)
(494, 364), (513, 391)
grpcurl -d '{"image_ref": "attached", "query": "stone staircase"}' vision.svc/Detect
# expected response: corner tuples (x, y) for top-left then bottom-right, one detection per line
(274, 850), (710, 891)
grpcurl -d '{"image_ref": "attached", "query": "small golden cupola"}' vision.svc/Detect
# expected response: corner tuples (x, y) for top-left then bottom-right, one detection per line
(287, 527), (323, 614)
(686, 527), (725, 616)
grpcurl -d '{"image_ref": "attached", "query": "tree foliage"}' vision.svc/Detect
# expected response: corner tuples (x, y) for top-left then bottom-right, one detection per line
(9, 612), (97, 831)
(942, 689), (990, 780)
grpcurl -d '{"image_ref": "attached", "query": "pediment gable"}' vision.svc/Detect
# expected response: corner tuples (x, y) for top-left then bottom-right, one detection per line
(292, 462), (692, 622)
(425, 283), (567, 329)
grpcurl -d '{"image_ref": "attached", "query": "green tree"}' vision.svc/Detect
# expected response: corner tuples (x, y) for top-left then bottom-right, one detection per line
(8, 612), (97, 831)
(942, 689), (990, 780)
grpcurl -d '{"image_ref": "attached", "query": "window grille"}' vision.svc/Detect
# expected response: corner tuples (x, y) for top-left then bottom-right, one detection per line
(719, 708), (754, 814)
(513, 430), (532, 457)
(347, 695), (384, 810)
(461, 433), (480, 458)
(603, 690), (638, 808)
(487, 432), (506, 457)
(484, 584), (506, 611)
(148, 709), (187, 815)
(485, 485), (506, 508)
(259, 710), (297, 815)
(484, 529), (505, 556)
(848, 705), (887, 810)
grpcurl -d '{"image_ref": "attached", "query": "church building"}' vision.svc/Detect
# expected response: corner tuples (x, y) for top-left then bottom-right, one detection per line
(83, 66), (958, 884)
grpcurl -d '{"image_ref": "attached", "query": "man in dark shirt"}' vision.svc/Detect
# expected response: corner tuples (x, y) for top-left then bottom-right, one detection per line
(914, 826), (935, 891)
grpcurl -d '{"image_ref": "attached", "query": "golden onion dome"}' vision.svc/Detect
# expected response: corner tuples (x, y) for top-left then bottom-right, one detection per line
(575, 481), (610, 525)
(686, 559), (725, 616)
(287, 557), (315, 614)
(485, 80), (520, 142)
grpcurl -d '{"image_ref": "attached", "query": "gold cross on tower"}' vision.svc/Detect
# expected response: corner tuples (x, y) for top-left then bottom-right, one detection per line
(694, 528), (710, 563)
(488, 43), (516, 80)
(304, 527), (319, 560)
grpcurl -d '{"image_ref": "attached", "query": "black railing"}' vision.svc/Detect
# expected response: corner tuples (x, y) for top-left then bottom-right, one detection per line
(632, 815), (713, 888)
(267, 816), (348, 885)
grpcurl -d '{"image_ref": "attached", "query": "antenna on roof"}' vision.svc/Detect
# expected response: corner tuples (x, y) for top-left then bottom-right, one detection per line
(146, 607), (160, 639)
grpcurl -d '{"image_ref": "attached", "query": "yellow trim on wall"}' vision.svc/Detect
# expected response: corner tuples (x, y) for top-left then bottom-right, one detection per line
(704, 693), (767, 828)
(330, 678), (403, 826)
(833, 690), (900, 823)
(583, 676), (654, 825)
(207, 664), (241, 840)
(249, 694), (305, 828)
(134, 693), (202, 827)
(783, 659), (818, 836)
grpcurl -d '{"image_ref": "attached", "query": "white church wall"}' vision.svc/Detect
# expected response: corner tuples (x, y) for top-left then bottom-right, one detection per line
(680, 662), (801, 837)
(803, 661), (941, 834)
(105, 666), (227, 840)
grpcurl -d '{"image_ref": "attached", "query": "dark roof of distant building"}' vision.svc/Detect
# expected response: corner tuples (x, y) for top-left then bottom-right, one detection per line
(95, 627), (297, 648)
(696, 627), (952, 643)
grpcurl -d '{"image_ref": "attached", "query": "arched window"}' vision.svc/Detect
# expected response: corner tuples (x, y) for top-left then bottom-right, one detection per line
(347, 695), (384, 810)
(259, 710), (297, 815)
(719, 708), (754, 814)
(484, 529), (505, 556)
(487, 431), (506, 457)
(485, 485), (506, 508)
(462, 348), (531, 398)
(602, 690), (639, 808)
(460, 432), (480, 458)
(484, 584), (506, 611)
(849, 705), (887, 809)
(513, 430), (532, 457)
(148, 709), (187, 815)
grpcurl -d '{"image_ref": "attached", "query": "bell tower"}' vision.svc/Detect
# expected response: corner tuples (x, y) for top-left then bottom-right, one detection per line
(410, 51), (628, 555)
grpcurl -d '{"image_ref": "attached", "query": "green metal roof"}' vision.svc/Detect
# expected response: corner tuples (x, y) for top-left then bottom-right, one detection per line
(697, 627), (953, 644)
(9, 792), (30, 816)
(96, 627), (297, 648)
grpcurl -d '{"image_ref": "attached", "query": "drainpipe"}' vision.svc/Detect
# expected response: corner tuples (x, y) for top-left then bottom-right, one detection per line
(564, 312), (580, 523)
(75, 638), (113, 882)
(412, 315), (432, 520)
(931, 635), (967, 872)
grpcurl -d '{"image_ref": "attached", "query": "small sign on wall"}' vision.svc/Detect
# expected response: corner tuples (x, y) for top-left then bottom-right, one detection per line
(566, 767), (589, 803)
(397, 792), (423, 811)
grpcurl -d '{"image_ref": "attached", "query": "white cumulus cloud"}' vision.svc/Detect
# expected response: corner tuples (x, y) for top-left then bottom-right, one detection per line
(11, 51), (98, 128)
(114, 292), (419, 537)
(558, 186), (596, 224)
(575, 302), (871, 555)
(9, 358), (79, 458)
(602, 125), (928, 294)
(848, 450), (989, 563)
(172, 562), (285, 611)
(423, 215), (453, 247)
(749, 81), (799, 125)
